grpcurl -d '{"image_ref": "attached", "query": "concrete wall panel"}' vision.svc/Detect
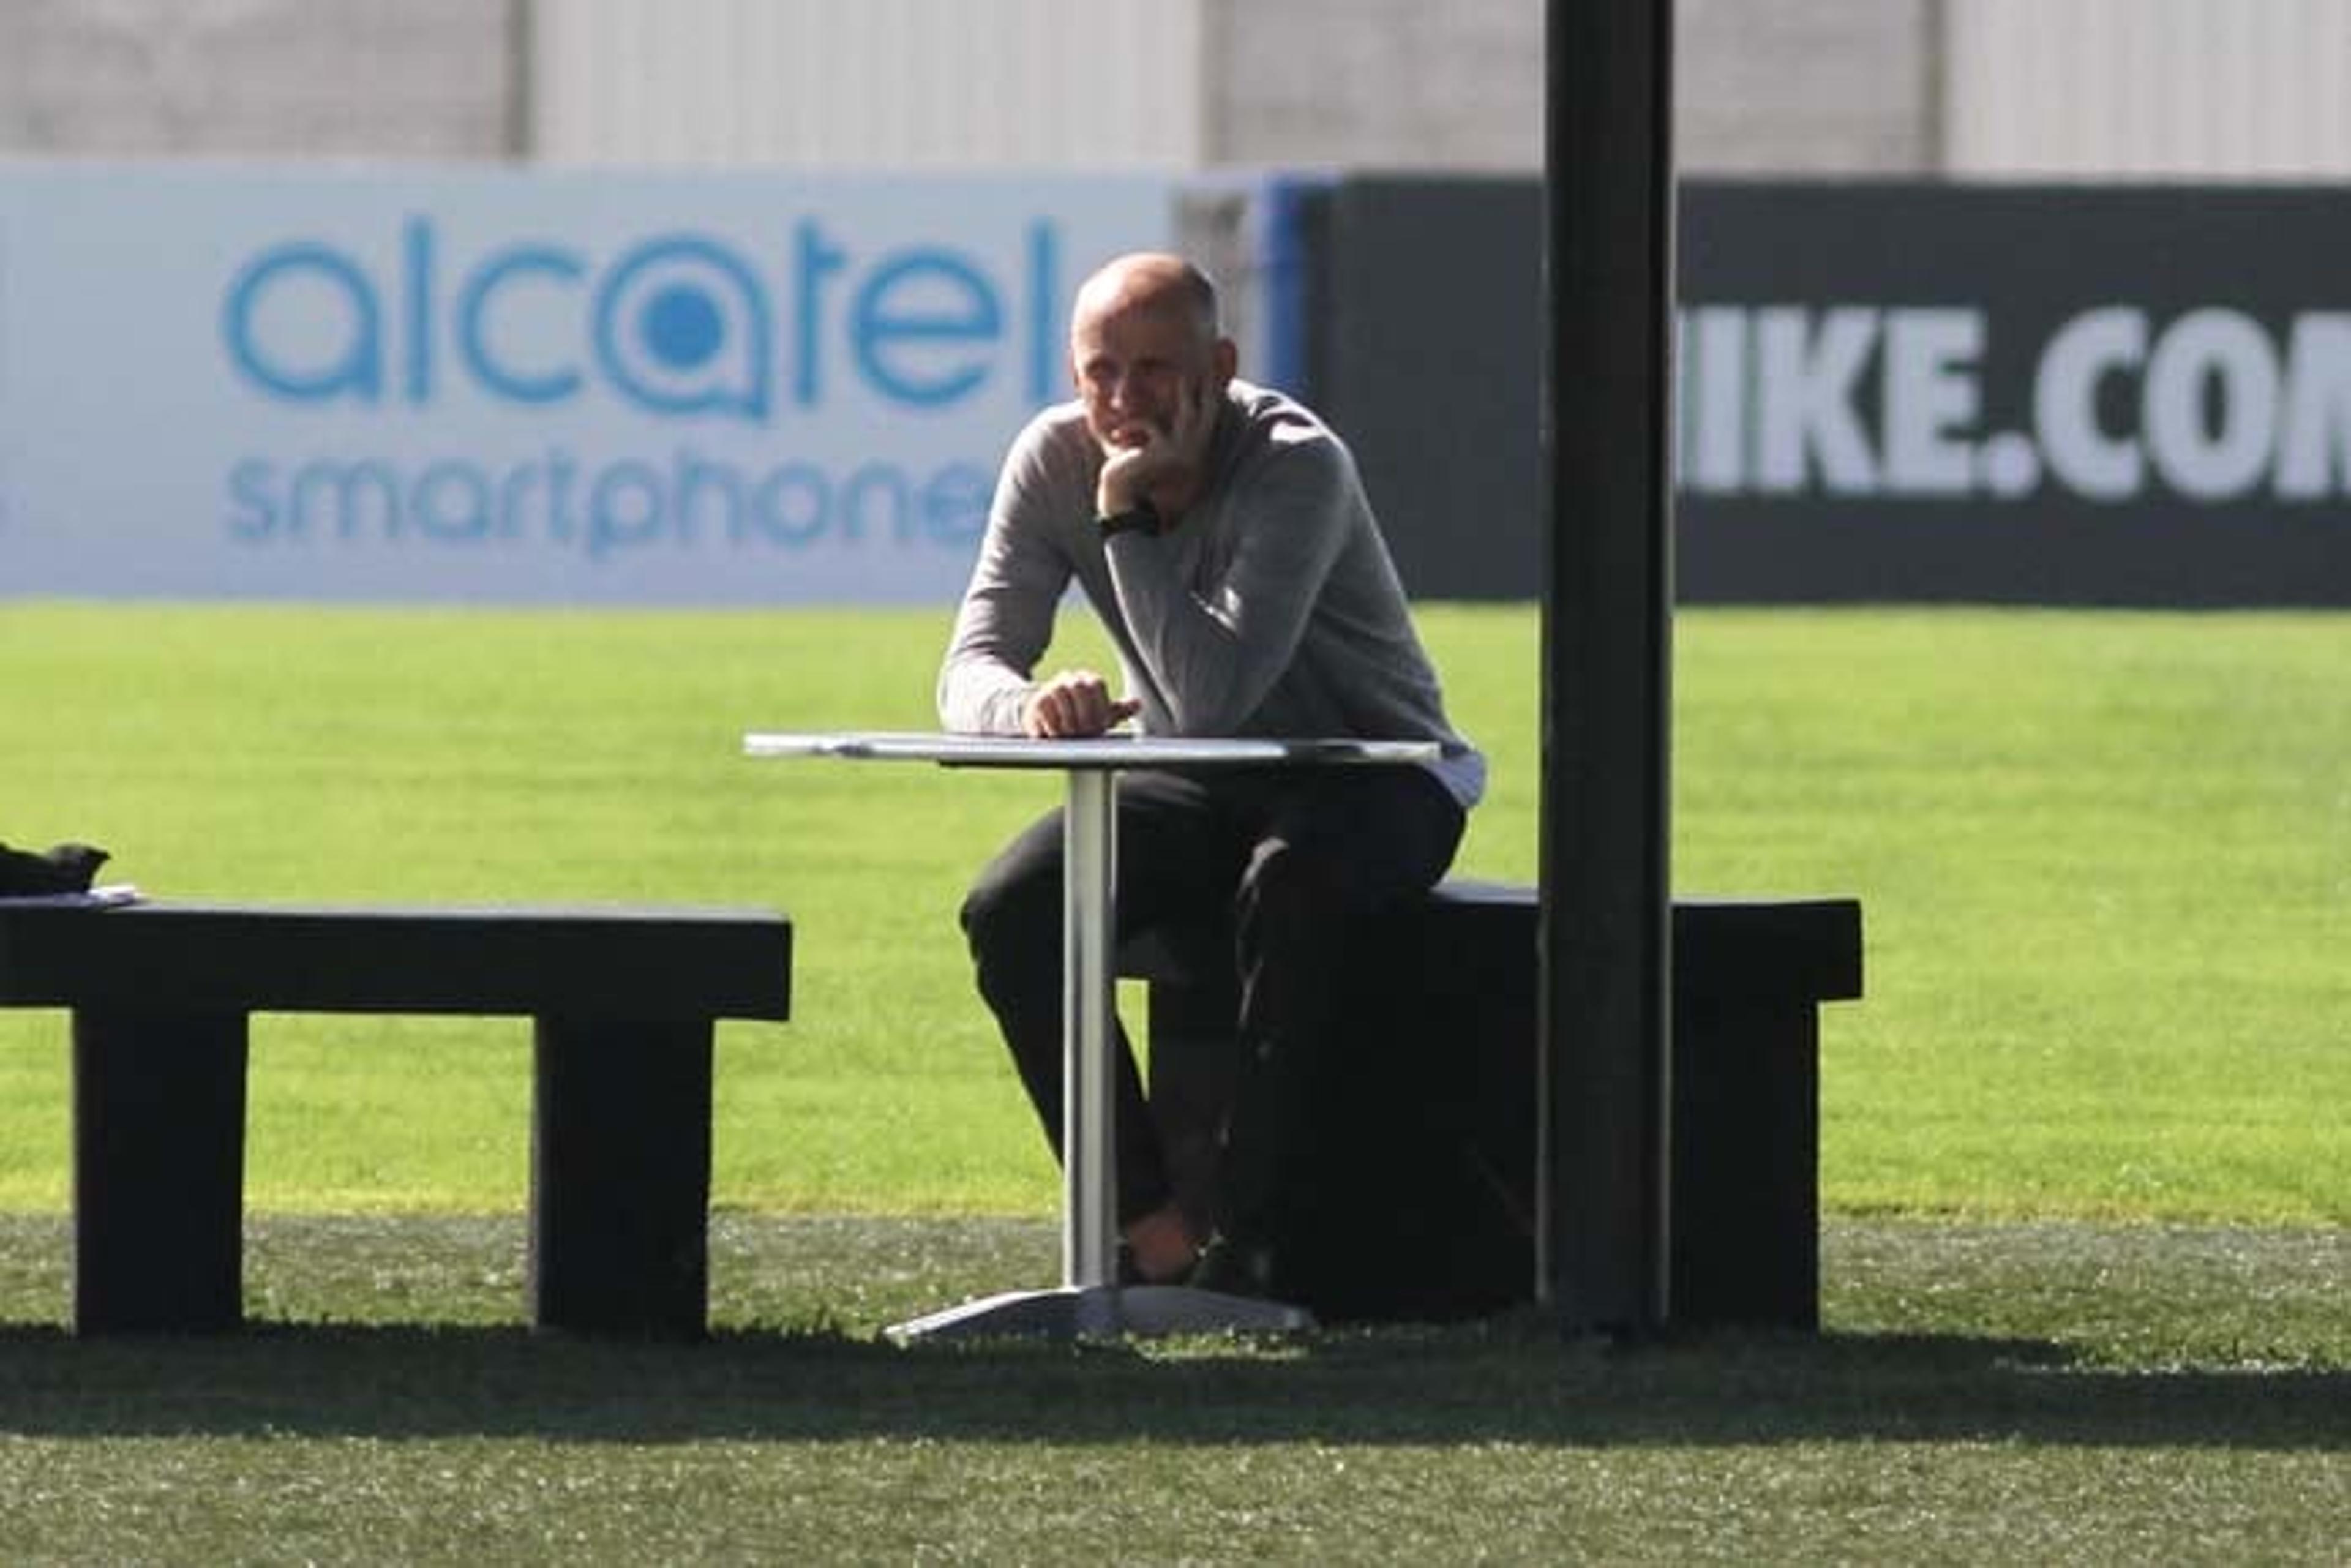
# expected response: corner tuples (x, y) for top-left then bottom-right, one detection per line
(0, 0), (516, 158)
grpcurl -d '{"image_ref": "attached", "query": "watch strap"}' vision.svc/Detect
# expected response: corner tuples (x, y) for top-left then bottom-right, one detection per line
(1098, 503), (1160, 539)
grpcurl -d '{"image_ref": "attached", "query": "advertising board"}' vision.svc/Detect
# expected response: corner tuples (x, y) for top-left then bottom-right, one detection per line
(1677, 183), (2351, 604)
(1306, 179), (2351, 605)
(0, 166), (1172, 602)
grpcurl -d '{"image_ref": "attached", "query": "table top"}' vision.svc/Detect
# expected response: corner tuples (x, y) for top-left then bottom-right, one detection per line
(743, 730), (1441, 771)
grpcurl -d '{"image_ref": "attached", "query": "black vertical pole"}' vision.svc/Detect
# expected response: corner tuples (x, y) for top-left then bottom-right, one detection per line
(1538, 0), (1676, 1333)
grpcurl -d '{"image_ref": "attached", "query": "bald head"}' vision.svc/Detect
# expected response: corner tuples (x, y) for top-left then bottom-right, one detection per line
(1071, 253), (1222, 348)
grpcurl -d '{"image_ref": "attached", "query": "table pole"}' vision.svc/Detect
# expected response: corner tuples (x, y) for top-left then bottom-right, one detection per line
(1061, 768), (1120, 1289)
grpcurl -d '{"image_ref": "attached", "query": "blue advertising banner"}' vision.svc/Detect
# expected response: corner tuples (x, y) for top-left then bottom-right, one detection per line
(0, 165), (1173, 602)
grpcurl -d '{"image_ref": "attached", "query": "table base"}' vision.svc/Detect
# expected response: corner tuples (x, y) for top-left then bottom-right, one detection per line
(745, 731), (1437, 1346)
(884, 1284), (1313, 1344)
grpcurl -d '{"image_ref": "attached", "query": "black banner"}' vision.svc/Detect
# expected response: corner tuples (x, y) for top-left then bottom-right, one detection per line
(1298, 178), (2351, 606)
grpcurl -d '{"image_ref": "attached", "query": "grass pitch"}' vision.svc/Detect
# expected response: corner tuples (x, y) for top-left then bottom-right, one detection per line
(0, 1214), (2342, 1563)
(0, 601), (2344, 1562)
(1, 601), (2341, 1224)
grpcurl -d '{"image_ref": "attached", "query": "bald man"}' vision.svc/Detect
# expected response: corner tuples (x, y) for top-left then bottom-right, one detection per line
(940, 253), (1485, 1300)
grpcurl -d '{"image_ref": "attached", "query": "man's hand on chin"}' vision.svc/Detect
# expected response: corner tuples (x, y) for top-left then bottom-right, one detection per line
(1095, 377), (1217, 516)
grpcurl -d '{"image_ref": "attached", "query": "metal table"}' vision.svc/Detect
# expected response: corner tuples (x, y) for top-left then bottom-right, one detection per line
(742, 730), (1438, 1341)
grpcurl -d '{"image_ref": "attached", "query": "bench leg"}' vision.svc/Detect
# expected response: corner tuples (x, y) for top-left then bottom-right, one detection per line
(72, 1010), (249, 1335)
(530, 1017), (713, 1339)
(1670, 997), (1820, 1331)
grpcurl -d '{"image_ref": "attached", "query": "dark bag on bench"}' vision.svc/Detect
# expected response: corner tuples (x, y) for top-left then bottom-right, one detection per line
(0, 841), (109, 896)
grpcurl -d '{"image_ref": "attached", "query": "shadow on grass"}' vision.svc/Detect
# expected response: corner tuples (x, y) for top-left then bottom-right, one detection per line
(2, 1214), (2344, 1452)
(0, 1318), (2343, 1452)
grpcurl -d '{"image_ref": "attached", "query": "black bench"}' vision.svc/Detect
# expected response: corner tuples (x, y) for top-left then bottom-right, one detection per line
(1121, 880), (1862, 1327)
(0, 900), (791, 1338)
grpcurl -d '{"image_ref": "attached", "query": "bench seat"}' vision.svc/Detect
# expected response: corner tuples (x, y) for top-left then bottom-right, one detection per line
(1121, 880), (1862, 1327)
(0, 899), (792, 1338)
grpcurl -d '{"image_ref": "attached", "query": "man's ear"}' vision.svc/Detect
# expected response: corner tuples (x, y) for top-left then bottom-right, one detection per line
(1213, 337), (1239, 387)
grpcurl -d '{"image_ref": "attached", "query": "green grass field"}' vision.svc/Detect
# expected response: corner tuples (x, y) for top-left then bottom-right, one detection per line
(0, 1212), (2342, 1563)
(2, 601), (2343, 1224)
(2, 600), (2345, 1562)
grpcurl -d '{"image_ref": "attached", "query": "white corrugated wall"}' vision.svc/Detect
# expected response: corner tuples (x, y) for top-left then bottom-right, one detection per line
(1945, 0), (2351, 178)
(527, 0), (1204, 167)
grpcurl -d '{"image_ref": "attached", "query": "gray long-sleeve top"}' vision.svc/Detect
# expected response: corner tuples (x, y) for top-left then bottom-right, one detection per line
(937, 380), (1485, 808)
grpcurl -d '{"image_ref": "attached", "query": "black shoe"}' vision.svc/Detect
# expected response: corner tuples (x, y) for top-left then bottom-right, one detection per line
(1187, 1236), (1278, 1299)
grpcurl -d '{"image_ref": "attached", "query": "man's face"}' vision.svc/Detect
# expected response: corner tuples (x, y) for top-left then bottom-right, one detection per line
(1070, 299), (1218, 452)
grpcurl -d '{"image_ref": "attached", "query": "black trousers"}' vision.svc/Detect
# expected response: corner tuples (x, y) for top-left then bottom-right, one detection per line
(959, 764), (1466, 1246)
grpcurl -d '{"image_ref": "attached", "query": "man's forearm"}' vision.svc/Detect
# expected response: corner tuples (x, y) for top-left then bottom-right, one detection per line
(937, 655), (1039, 735)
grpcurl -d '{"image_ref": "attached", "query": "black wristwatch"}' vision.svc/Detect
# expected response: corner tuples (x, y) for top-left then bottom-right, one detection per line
(1098, 502), (1160, 539)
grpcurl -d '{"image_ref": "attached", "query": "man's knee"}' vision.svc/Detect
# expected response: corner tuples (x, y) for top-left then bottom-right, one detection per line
(1234, 835), (1346, 939)
(961, 861), (1059, 977)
